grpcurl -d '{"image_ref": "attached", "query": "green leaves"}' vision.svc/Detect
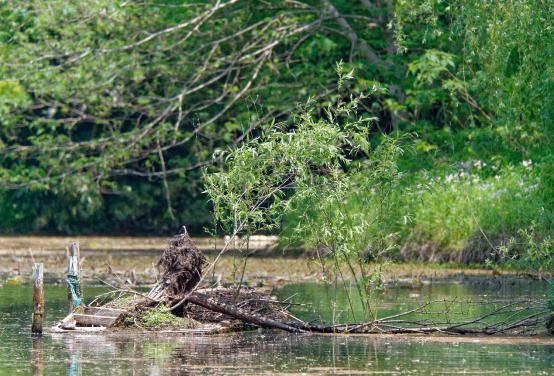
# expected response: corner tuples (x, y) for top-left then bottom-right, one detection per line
(204, 92), (370, 235)
(0, 0), (550, 240)
(399, 0), (553, 151)
(408, 50), (455, 87)
(0, 80), (29, 115)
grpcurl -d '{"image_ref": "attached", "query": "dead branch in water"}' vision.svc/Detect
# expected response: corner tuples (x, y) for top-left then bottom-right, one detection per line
(288, 300), (552, 335)
(164, 294), (552, 335)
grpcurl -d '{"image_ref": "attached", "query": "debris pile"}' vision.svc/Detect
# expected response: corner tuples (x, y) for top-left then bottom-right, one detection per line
(55, 230), (293, 334)
(54, 230), (554, 336)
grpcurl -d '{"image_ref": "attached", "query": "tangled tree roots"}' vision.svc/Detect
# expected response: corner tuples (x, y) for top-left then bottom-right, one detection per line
(157, 229), (206, 296)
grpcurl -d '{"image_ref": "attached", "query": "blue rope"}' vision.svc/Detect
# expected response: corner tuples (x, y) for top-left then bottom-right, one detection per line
(67, 274), (82, 307)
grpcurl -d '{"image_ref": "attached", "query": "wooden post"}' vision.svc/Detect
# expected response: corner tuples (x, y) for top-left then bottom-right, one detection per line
(67, 242), (82, 313)
(31, 263), (44, 335)
(73, 241), (83, 301)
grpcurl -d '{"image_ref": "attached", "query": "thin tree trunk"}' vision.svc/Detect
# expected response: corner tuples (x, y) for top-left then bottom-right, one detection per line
(359, 0), (407, 130)
(320, 0), (383, 67)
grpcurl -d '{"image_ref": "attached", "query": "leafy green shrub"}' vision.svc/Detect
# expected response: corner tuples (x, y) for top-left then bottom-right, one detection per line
(496, 224), (553, 274)
(204, 69), (405, 316)
(280, 134), (407, 262)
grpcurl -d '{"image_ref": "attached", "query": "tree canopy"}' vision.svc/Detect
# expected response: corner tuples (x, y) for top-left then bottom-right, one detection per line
(0, 0), (551, 237)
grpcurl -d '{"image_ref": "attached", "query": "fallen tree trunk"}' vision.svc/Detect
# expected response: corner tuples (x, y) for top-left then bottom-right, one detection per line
(186, 292), (304, 333)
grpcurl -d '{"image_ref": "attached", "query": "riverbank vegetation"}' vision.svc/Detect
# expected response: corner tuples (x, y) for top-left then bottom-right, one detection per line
(0, 1), (552, 269)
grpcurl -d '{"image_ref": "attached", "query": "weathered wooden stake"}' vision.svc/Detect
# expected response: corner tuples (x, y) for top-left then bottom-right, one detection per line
(73, 241), (83, 301)
(31, 263), (44, 335)
(67, 242), (82, 313)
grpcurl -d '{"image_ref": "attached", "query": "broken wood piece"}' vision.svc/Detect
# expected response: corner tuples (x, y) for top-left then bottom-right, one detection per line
(57, 309), (125, 330)
(61, 314), (76, 330)
(83, 307), (127, 318)
(73, 314), (120, 327)
(51, 325), (106, 333)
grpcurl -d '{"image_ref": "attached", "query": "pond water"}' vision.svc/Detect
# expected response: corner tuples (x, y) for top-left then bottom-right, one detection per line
(0, 279), (553, 375)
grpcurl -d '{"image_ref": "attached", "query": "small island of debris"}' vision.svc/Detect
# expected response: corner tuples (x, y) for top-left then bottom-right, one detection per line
(53, 231), (554, 336)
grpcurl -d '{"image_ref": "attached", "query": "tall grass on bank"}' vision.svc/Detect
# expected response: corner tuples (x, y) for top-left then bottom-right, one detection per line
(282, 158), (552, 266)
(408, 161), (549, 260)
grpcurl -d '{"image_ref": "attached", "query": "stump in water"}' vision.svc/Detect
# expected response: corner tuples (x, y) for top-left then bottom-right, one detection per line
(157, 230), (206, 297)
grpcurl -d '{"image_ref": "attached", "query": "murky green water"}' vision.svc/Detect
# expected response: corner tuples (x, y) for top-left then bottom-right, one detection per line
(280, 278), (552, 325)
(1, 279), (553, 375)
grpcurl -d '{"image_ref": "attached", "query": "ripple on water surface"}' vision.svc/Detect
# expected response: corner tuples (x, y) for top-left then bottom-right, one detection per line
(0, 282), (553, 375)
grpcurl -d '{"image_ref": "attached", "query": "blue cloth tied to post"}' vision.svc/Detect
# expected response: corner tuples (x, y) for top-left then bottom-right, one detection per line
(67, 274), (82, 307)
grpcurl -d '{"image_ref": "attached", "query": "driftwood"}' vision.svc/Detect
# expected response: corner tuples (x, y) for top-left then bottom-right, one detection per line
(83, 307), (128, 317)
(72, 314), (119, 327)
(54, 307), (127, 331)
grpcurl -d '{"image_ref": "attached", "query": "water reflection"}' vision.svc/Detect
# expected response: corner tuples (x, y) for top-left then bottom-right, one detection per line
(31, 337), (43, 376)
(44, 331), (554, 375)
(279, 277), (549, 323)
(0, 281), (553, 375)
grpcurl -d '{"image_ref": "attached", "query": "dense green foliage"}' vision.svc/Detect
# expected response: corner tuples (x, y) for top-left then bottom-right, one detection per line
(0, 0), (403, 233)
(393, 0), (553, 263)
(0, 1), (552, 267)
